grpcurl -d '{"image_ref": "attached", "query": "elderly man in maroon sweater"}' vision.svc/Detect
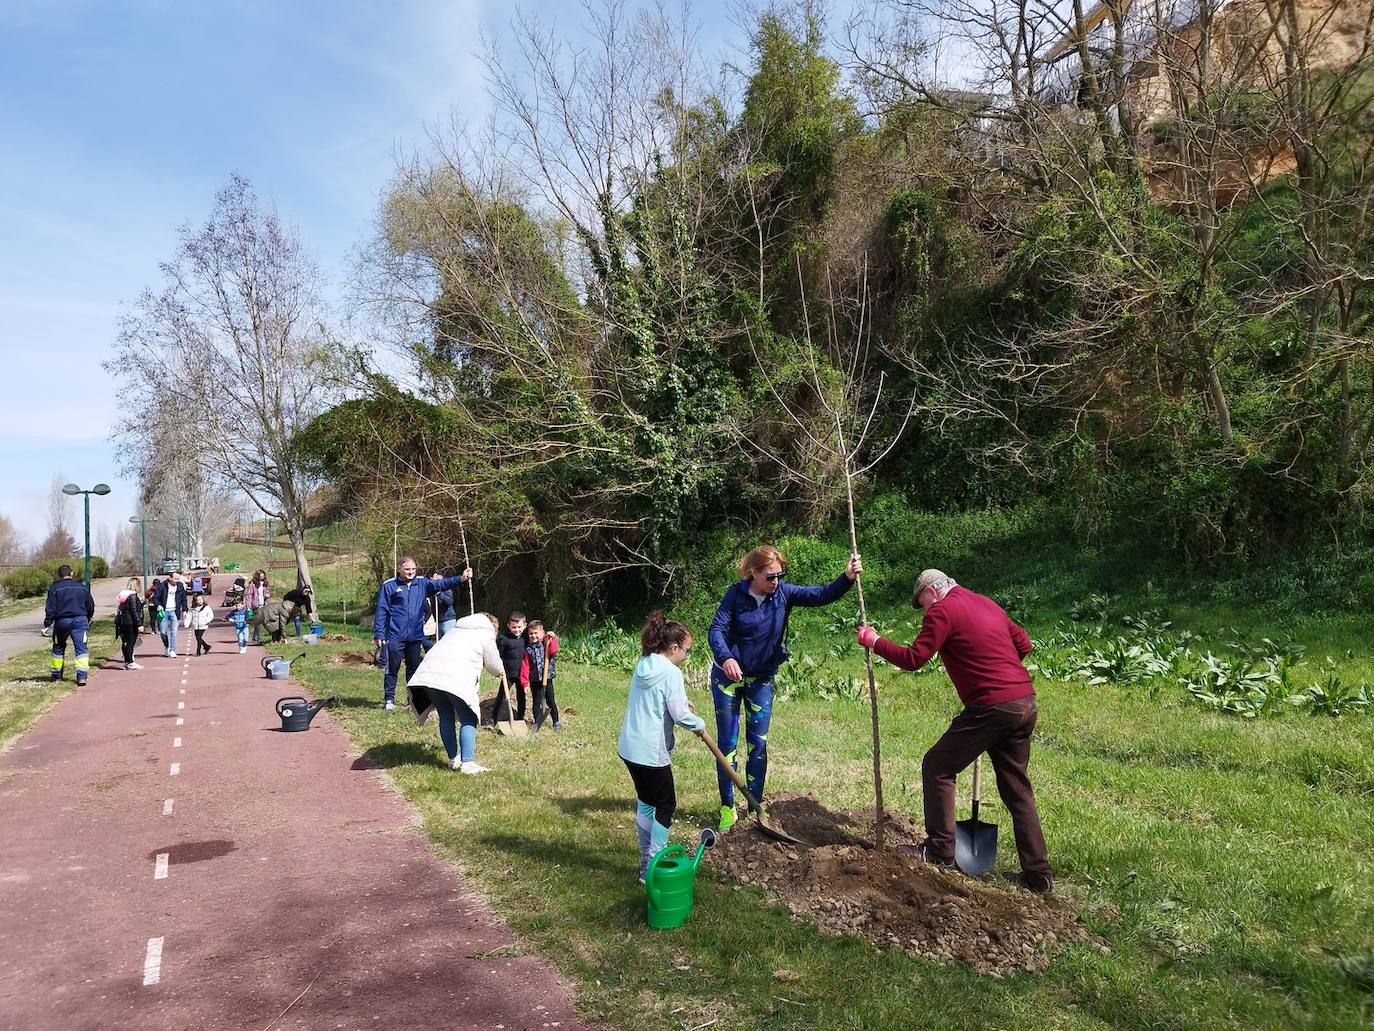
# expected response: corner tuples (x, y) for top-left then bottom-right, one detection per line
(856, 569), (1053, 893)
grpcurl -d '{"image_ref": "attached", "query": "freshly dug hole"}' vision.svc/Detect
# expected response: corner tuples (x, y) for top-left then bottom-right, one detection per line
(710, 794), (1100, 975)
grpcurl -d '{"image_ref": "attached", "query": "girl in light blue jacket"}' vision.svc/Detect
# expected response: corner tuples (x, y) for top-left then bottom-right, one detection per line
(618, 611), (705, 881)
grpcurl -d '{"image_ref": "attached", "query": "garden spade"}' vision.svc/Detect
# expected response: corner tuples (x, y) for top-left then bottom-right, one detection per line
(954, 755), (998, 877)
(496, 674), (528, 739)
(694, 730), (806, 847)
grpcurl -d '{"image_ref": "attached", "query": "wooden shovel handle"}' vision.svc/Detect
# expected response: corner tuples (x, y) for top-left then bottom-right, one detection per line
(695, 729), (760, 809)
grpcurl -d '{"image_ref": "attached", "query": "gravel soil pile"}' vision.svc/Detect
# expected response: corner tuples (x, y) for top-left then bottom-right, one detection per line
(711, 794), (1101, 975)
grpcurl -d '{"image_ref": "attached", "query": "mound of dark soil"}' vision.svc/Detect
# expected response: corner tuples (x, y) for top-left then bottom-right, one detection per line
(711, 794), (1100, 975)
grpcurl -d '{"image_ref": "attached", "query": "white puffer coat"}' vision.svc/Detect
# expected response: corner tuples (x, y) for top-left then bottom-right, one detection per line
(406, 613), (504, 720)
(187, 604), (215, 630)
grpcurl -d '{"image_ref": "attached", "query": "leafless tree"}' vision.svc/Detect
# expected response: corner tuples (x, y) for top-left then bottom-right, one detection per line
(107, 175), (331, 588)
(47, 474), (72, 536)
(0, 513), (26, 569)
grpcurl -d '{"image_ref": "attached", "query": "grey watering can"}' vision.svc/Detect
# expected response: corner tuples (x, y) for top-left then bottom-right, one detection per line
(261, 653), (306, 680)
(276, 694), (335, 732)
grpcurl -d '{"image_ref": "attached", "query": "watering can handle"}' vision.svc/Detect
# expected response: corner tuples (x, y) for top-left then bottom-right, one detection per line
(644, 843), (686, 907)
(276, 696), (307, 717)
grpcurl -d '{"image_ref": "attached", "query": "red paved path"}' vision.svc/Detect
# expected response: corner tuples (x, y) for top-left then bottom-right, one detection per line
(0, 623), (594, 1031)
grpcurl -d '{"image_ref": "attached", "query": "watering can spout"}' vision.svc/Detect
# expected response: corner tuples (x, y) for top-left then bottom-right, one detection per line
(691, 828), (717, 869)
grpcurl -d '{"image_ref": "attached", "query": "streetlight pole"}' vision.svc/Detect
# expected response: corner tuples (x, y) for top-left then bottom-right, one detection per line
(176, 515), (188, 570)
(129, 516), (158, 583)
(62, 482), (112, 589)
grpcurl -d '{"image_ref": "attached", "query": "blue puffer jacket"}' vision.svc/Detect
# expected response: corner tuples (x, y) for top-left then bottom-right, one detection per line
(707, 574), (853, 680)
(44, 578), (95, 627)
(373, 574), (468, 642)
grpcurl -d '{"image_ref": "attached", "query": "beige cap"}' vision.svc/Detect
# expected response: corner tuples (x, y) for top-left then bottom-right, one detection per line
(913, 569), (952, 601)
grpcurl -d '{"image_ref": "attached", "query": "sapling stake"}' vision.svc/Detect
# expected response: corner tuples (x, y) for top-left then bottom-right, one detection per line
(457, 515), (475, 614)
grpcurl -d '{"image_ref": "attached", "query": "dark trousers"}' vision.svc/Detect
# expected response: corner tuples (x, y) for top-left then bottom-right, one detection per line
(623, 758), (676, 829)
(119, 629), (137, 664)
(532, 677), (559, 729)
(922, 695), (1051, 879)
(493, 677), (527, 723)
(383, 639), (424, 702)
(194, 629), (210, 655)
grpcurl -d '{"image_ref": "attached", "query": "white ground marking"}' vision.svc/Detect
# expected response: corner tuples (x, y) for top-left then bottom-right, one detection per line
(173, 737), (182, 747)
(154, 853), (169, 879)
(162, 798), (174, 815)
(180, 679), (187, 685)
(175, 717), (183, 726)
(169, 763), (180, 776)
(179, 688), (185, 694)
(142, 936), (164, 985)
(177, 702), (184, 709)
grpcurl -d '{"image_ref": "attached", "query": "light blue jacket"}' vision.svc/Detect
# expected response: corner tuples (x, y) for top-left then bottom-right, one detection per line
(617, 653), (705, 768)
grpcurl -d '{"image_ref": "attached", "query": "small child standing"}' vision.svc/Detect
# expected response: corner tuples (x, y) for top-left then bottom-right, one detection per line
(617, 611), (704, 882)
(230, 600), (250, 653)
(522, 620), (560, 731)
(188, 593), (215, 655)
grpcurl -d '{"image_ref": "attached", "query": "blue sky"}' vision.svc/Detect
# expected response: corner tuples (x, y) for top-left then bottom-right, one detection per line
(0, 0), (756, 550)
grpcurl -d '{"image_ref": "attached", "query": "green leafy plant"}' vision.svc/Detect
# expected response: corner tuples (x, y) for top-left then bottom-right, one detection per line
(1183, 653), (1286, 718)
(1299, 669), (1372, 717)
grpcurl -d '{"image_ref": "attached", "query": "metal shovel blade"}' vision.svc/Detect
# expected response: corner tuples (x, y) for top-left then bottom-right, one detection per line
(695, 729), (806, 847)
(954, 816), (998, 877)
(953, 755), (998, 877)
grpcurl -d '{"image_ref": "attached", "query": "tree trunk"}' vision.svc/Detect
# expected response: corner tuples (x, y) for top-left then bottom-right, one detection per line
(284, 518), (313, 590)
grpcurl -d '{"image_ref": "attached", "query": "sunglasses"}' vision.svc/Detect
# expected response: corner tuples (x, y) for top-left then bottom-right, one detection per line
(761, 572), (785, 583)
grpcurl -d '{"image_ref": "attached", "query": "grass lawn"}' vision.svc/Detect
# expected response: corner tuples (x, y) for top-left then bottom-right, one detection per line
(0, 619), (117, 754)
(201, 535), (1374, 1028)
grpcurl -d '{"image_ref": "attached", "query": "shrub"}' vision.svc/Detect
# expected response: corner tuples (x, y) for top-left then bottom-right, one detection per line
(2, 565), (50, 599)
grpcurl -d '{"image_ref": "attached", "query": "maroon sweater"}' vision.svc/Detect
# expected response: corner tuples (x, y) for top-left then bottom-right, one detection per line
(872, 586), (1034, 706)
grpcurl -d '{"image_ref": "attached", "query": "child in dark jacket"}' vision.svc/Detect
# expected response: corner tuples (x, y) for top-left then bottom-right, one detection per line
(493, 611), (527, 723)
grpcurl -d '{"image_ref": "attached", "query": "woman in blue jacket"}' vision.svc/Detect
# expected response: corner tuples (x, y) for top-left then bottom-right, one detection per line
(707, 545), (860, 830)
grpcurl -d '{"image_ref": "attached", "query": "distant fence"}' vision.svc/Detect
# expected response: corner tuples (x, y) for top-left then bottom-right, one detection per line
(227, 532), (347, 556)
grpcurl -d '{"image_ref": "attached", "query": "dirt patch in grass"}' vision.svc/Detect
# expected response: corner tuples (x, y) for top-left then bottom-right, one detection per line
(326, 651), (379, 667)
(712, 794), (1100, 975)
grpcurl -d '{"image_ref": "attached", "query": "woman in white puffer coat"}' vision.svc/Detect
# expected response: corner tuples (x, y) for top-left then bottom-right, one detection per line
(407, 612), (505, 774)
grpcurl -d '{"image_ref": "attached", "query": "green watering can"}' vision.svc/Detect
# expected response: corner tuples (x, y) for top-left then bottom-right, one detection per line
(645, 829), (716, 930)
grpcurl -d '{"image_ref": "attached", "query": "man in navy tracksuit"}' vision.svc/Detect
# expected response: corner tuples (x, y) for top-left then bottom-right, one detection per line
(43, 565), (96, 685)
(373, 556), (473, 711)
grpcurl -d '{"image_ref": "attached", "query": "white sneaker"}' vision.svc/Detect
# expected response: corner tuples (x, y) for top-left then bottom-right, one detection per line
(449, 756), (463, 770)
(238, 646), (246, 654)
(127, 662), (143, 670)
(168, 650), (177, 658)
(383, 700), (395, 711)
(459, 762), (489, 775)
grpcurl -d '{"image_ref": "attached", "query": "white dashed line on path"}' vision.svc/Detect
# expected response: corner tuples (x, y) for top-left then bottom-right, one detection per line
(163, 799), (174, 815)
(169, 763), (180, 776)
(180, 679), (187, 685)
(175, 717), (183, 726)
(173, 738), (182, 748)
(154, 853), (169, 879)
(142, 937), (164, 986)
(179, 689), (185, 695)
(177, 702), (184, 710)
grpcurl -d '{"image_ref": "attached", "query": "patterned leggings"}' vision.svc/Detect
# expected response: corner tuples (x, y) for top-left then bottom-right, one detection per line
(710, 672), (775, 806)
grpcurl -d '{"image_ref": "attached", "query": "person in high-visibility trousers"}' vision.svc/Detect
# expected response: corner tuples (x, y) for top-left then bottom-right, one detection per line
(42, 564), (96, 686)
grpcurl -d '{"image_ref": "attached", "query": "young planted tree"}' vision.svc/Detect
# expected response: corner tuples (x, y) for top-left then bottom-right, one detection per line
(746, 260), (915, 846)
(107, 175), (330, 589)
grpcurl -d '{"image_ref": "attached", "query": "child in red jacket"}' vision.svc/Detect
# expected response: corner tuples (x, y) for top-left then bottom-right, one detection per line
(519, 621), (560, 731)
